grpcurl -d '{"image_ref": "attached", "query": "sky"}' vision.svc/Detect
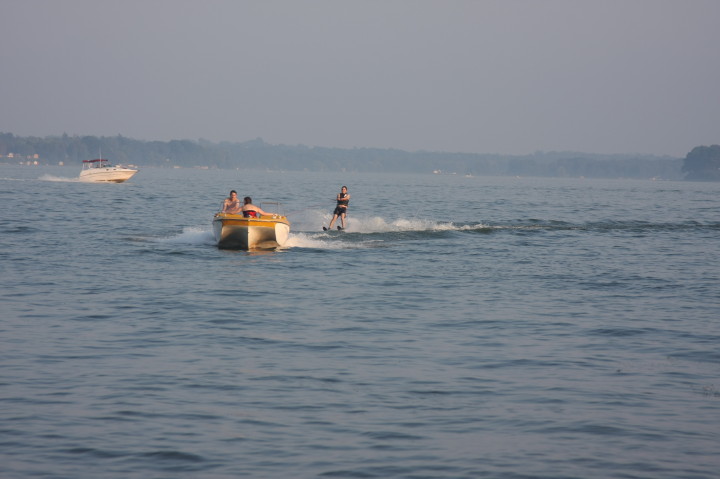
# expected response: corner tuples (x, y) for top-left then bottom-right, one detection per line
(1, 0), (719, 157)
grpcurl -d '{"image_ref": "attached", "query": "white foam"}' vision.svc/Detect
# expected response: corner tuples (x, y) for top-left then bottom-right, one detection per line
(156, 227), (216, 245)
(284, 232), (347, 249)
(312, 215), (487, 234)
(39, 174), (79, 182)
(150, 216), (489, 251)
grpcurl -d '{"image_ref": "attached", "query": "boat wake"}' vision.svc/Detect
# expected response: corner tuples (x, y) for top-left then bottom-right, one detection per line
(283, 215), (491, 249)
(0, 175), (78, 182)
(147, 227), (356, 251)
(294, 213), (488, 235)
(152, 216), (654, 252)
(284, 232), (350, 249)
(152, 227), (216, 246)
(39, 174), (79, 182)
(146, 215), (483, 251)
(340, 216), (473, 233)
(145, 216), (714, 253)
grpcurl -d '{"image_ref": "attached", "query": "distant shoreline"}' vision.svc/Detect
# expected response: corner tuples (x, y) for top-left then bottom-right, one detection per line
(0, 132), (689, 180)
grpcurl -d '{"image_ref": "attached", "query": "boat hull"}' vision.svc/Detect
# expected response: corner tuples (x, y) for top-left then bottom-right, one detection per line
(79, 168), (138, 183)
(213, 213), (290, 250)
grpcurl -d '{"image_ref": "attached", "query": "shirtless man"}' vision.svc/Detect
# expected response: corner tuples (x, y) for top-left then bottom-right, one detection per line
(221, 190), (242, 214)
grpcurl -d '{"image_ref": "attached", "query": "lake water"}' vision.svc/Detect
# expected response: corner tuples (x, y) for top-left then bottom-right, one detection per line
(1, 164), (719, 478)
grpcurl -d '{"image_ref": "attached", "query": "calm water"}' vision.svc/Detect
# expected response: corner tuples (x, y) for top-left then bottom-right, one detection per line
(1, 164), (719, 479)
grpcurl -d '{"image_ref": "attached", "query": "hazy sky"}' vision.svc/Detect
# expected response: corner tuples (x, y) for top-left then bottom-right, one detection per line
(1, 0), (718, 156)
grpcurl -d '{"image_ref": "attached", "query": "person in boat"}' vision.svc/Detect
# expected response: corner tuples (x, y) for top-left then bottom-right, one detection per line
(242, 196), (274, 218)
(325, 186), (350, 230)
(221, 190), (242, 214)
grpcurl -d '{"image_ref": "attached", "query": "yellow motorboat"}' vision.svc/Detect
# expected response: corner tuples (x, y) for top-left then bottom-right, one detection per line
(212, 212), (290, 250)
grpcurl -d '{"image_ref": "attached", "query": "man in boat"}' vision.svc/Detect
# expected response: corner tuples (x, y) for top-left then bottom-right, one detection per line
(325, 186), (350, 231)
(221, 190), (241, 214)
(242, 197), (274, 218)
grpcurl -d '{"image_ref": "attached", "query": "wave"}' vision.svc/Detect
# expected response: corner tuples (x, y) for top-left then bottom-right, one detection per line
(0, 174), (78, 182)
(39, 174), (79, 182)
(151, 227), (216, 246)
(140, 216), (720, 252)
(340, 216), (485, 233)
(145, 227), (372, 251)
(144, 217), (469, 251)
(284, 232), (352, 249)
(291, 211), (716, 238)
(286, 216), (490, 249)
(584, 220), (720, 232)
(295, 214), (489, 234)
(481, 220), (720, 234)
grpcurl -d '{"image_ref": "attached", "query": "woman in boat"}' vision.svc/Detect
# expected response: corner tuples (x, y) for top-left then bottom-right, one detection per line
(326, 186), (350, 230)
(242, 196), (274, 218)
(221, 190), (242, 214)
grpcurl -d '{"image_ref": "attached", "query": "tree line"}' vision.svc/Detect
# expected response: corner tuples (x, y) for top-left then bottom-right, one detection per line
(2, 131), (711, 180)
(681, 145), (720, 181)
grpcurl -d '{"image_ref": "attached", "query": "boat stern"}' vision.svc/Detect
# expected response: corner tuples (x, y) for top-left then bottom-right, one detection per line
(213, 213), (290, 250)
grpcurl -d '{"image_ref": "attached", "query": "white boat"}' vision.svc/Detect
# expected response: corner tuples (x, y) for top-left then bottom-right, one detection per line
(79, 159), (138, 183)
(213, 212), (290, 250)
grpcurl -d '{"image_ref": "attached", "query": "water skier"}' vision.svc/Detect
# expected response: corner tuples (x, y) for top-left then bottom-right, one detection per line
(324, 186), (350, 231)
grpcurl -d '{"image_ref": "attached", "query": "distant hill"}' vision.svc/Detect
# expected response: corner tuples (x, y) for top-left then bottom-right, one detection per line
(681, 144), (720, 181)
(0, 132), (685, 180)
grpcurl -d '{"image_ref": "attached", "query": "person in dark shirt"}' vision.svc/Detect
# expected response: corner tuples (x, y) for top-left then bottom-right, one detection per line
(325, 186), (350, 230)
